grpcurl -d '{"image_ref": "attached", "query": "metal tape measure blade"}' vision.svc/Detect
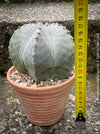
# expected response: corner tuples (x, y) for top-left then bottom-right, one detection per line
(74, 0), (88, 121)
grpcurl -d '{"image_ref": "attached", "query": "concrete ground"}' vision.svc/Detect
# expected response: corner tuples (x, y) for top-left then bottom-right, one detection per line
(0, 74), (100, 134)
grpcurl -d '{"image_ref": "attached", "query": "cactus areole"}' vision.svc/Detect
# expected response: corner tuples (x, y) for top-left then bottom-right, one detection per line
(9, 23), (74, 84)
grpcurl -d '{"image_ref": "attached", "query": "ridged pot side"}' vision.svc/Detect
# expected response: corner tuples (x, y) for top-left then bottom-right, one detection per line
(7, 66), (75, 126)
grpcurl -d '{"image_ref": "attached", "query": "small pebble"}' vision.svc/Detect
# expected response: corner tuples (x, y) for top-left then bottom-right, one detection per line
(94, 128), (98, 132)
(96, 121), (100, 126)
(22, 131), (27, 134)
(69, 94), (75, 102)
(67, 119), (71, 122)
(50, 79), (53, 83)
(15, 70), (19, 74)
(15, 79), (21, 83)
(29, 124), (32, 127)
(59, 123), (62, 127)
(15, 111), (20, 115)
(10, 128), (17, 132)
(95, 132), (99, 134)
(15, 118), (18, 122)
(0, 127), (6, 133)
(57, 80), (61, 84)
(31, 83), (37, 87)
(31, 79), (34, 84)
(40, 81), (44, 86)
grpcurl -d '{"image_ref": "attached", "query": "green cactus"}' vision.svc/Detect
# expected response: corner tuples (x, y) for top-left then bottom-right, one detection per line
(9, 23), (74, 84)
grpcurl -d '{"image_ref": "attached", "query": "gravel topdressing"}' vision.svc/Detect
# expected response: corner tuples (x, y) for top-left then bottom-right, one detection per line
(10, 68), (74, 87)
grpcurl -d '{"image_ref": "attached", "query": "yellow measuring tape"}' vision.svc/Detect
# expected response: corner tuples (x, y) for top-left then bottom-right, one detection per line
(74, 0), (88, 121)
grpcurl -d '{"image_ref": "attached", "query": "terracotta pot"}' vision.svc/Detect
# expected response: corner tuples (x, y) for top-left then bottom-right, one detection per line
(7, 66), (75, 126)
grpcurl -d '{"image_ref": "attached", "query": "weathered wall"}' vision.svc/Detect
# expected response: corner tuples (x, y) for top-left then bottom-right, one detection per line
(0, 20), (100, 74)
(0, 22), (19, 74)
(87, 21), (100, 73)
(0, 0), (99, 3)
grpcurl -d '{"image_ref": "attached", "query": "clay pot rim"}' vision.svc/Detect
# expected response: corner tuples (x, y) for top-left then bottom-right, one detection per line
(7, 66), (75, 92)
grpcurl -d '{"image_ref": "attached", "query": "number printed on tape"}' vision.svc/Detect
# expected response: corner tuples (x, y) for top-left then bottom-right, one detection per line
(74, 0), (88, 120)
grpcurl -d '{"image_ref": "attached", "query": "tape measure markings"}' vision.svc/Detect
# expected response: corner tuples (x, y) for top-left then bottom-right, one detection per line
(74, 0), (88, 121)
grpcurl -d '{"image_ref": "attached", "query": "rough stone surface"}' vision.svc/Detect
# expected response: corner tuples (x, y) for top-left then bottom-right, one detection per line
(0, 3), (100, 74)
(0, 3), (100, 23)
(0, 74), (100, 134)
(0, 0), (99, 4)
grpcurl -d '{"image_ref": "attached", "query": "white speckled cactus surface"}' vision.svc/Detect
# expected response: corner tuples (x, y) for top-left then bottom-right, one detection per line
(9, 23), (74, 84)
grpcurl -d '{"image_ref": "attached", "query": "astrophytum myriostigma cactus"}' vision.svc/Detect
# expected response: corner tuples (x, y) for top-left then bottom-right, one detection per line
(9, 23), (74, 84)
